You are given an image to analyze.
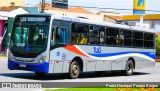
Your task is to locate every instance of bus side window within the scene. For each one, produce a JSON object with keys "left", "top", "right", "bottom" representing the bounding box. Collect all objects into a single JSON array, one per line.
[
  {"left": 133, "top": 31, "right": 143, "bottom": 47},
  {"left": 72, "top": 23, "right": 89, "bottom": 44},
  {"left": 144, "top": 33, "right": 154, "bottom": 48},
  {"left": 120, "top": 30, "right": 124, "bottom": 46},
  {"left": 106, "top": 28, "right": 119, "bottom": 46}
]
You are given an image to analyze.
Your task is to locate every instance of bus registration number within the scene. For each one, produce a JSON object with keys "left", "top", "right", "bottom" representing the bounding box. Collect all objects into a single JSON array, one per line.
[{"left": 19, "top": 64, "right": 26, "bottom": 68}]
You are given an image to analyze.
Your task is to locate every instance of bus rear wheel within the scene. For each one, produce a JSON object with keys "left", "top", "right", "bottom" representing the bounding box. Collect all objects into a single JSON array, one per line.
[
  {"left": 69, "top": 60, "right": 80, "bottom": 79},
  {"left": 122, "top": 60, "right": 134, "bottom": 76}
]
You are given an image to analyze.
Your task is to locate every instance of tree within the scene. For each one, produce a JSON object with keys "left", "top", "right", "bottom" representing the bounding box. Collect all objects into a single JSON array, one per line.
[{"left": 156, "top": 38, "right": 160, "bottom": 54}]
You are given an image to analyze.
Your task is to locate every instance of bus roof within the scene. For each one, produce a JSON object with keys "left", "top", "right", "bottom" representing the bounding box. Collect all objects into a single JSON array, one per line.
[
  {"left": 15, "top": 14, "right": 155, "bottom": 33},
  {"left": 16, "top": 13, "right": 52, "bottom": 17},
  {"left": 51, "top": 15, "right": 155, "bottom": 33}
]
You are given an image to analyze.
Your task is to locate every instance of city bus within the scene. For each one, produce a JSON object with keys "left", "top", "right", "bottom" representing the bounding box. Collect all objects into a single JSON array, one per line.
[{"left": 8, "top": 14, "right": 156, "bottom": 79}]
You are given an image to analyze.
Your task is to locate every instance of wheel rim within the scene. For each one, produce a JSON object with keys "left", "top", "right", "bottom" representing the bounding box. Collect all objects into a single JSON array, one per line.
[
  {"left": 72, "top": 63, "right": 79, "bottom": 76},
  {"left": 127, "top": 63, "right": 133, "bottom": 73}
]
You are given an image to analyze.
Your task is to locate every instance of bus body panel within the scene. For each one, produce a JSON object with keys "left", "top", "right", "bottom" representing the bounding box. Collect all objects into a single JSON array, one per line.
[{"left": 48, "top": 45, "right": 155, "bottom": 73}]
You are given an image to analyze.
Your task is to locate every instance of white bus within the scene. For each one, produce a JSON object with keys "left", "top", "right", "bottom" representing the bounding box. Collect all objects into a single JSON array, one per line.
[{"left": 8, "top": 14, "right": 156, "bottom": 79}]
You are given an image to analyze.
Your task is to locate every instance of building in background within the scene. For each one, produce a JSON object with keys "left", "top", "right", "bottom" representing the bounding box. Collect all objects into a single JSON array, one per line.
[
  {"left": 0, "top": 8, "right": 30, "bottom": 53},
  {"left": 35, "top": 4, "right": 102, "bottom": 21},
  {"left": 52, "top": 0, "right": 68, "bottom": 9},
  {"left": 35, "top": 4, "right": 123, "bottom": 23},
  {"left": 0, "top": 0, "right": 24, "bottom": 7},
  {"left": 97, "top": 11, "right": 123, "bottom": 24},
  {"left": 156, "top": 32, "right": 160, "bottom": 38},
  {"left": 123, "top": 14, "right": 160, "bottom": 30}
]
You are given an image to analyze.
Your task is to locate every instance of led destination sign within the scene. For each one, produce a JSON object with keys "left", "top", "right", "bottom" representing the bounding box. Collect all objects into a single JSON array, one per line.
[
  {"left": 15, "top": 16, "right": 50, "bottom": 23},
  {"left": 20, "top": 17, "right": 46, "bottom": 22}
]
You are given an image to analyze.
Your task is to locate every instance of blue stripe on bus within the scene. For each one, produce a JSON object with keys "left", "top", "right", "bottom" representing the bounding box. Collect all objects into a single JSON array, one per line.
[{"left": 88, "top": 52, "right": 156, "bottom": 59}]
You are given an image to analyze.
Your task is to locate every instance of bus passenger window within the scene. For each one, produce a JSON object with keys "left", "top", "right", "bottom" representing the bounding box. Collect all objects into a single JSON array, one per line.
[
  {"left": 106, "top": 28, "right": 119, "bottom": 46},
  {"left": 72, "top": 23, "right": 89, "bottom": 44},
  {"left": 123, "top": 30, "right": 132, "bottom": 47},
  {"left": 120, "top": 31, "right": 124, "bottom": 46},
  {"left": 144, "top": 33, "right": 154, "bottom": 48},
  {"left": 99, "top": 28, "right": 105, "bottom": 44},
  {"left": 133, "top": 31, "right": 143, "bottom": 47}
]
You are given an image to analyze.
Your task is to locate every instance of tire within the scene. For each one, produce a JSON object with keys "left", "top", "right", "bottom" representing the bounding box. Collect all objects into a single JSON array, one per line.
[
  {"left": 35, "top": 72, "right": 45, "bottom": 77},
  {"left": 69, "top": 60, "right": 80, "bottom": 79},
  {"left": 122, "top": 60, "right": 134, "bottom": 76}
]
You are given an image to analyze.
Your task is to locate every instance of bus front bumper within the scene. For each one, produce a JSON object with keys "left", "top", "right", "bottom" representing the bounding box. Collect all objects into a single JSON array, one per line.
[{"left": 8, "top": 60, "right": 49, "bottom": 73}]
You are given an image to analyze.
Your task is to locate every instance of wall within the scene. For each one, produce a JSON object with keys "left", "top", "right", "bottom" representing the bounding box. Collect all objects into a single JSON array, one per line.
[
  {"left": 98, "top": 12, "right": 122, "bottom": 23},
  {"left": 0, "top": 20, "right": 3, "bottom": 52},
  {"left": 46, "top": 10, "right": 103, "bottom": 22},
  {"left": 104, "top": 16, "right": 116, "bottom": 23},
  {"left": 0, "top": 0, "right": 24, "bottom": 7},
  {"left": 124, "top": 21, "right": 160, "bottom": 30}
]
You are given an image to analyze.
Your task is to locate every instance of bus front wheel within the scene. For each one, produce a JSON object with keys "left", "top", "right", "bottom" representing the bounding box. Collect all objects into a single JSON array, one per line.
[
  {"left": 69, "top": 60, "right": 80, "bottom": 79},
  {"left": 122, "top": 60, "right": 134, "bottom": 76}
]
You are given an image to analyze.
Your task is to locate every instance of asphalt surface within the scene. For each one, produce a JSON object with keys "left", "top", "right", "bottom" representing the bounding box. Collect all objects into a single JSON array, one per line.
[{"left": 0, "top": 59, "right": 160, "bottom": 91}]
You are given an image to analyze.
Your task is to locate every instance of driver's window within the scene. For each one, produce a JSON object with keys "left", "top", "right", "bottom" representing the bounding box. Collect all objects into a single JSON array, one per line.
[
  {"left": 51, "top": 26, "right": 67, "bottom": 46},
  {"left": 55, "top": 26, "right": 67, "bottom": 44},
  {"left": 51, "top": 27, "right": 55, "bottom": 46}
]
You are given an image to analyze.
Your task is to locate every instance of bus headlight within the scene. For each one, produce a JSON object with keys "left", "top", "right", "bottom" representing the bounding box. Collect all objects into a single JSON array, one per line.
[
  {"left": 39, "top": 56, "right": 46, "bottom": 63},
  {"left": 8, "top": 54, "right": 11, "bottom": 60},
  {"left": 8, "top": 52, "right": 15, "bottom": 61}
]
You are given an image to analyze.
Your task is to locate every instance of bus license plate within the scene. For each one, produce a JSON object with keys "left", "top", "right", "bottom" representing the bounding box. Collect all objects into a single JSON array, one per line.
[{"left": 19, "top": 64, "right": 26, "bottom": 68}]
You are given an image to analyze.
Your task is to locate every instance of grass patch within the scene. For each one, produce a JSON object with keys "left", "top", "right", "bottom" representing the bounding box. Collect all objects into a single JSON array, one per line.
[
  {"left": 45, "top": 88, "right": 114, "bottom": 91},
  {"left": 45, "top": 88, "right": 160, "bottom": 91},
  {"left": 0, "top": 53, "right": 7, "bottom": 57}
]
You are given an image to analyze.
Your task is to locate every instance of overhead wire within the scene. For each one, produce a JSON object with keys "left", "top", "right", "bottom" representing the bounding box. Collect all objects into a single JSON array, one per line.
[
  {"left": 68, "top": 5, "right": 160, "bottom": 13},
  {"left": 24, "top": 0, "right": 160, "bottom": 13}
]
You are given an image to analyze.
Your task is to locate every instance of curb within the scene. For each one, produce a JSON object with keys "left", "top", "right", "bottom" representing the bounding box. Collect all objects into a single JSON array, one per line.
[
  {"left": 156, "top": 59, "right": 160, "bottom": 62},
  {"left": 0, "top": 57, "right": 7, "bottom": 60}
]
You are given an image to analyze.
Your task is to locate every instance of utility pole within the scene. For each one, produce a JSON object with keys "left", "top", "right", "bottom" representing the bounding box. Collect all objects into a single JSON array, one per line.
[{"left": 41, "top": 0, "right": 45, "bottom": 13}]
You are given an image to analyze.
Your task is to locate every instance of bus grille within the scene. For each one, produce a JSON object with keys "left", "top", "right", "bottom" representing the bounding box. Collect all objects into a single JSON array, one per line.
[{"left": 13, "top": 64, "right": 34, "bottom": 71}]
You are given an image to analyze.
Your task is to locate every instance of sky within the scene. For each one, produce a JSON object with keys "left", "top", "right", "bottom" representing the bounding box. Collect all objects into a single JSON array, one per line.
[{"left": 24, "top": 0, "right": 160, "bottom": 14}]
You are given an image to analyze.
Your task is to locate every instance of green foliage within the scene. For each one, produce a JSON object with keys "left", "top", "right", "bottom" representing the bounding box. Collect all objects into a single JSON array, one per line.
[
  {"left": 0, "top": 53, "right": 7, "bottom": 57},
  {"left": 45, "top": 88, "right": 160, "bottom": 91},
  {"left": 156, "top": 38, "right": 160, "bottom": 54},
  {"left": 45, "top": 88, "right": 114, "bottom": 91}
]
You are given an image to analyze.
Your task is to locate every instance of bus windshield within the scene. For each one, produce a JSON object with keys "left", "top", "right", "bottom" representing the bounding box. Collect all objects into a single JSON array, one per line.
[{"left": 10, "top": 24, "right": 49, "bottom": 53}]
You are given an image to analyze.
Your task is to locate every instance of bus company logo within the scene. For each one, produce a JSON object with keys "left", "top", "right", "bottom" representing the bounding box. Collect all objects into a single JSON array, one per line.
[
  {"left": 93, "top": 47, "right": 102, "bottom": 53},
  {"left": 56, "top": 52, "right": 60, "bottom": 56},
  {"left": 2, "top": 83, "right": 11, "bottom": 88}
]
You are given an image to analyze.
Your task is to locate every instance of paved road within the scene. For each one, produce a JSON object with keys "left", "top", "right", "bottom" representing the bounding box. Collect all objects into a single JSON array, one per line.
[
  {"left": 0, "top": 59, "right": 160, "bottom": 91},
  {"left": 0, "top": 59, "right": 160, "bottom": 82}
]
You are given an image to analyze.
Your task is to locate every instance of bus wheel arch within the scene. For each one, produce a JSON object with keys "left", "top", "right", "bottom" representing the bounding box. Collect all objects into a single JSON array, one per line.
[
  {"left": 69, "top": 57, "right": 83, "bottom": 79},
  {"left": 128, "top": 57, "right": 135, "bottom": 69}
]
